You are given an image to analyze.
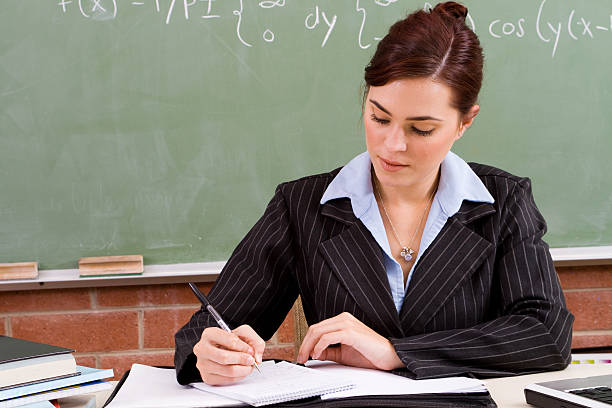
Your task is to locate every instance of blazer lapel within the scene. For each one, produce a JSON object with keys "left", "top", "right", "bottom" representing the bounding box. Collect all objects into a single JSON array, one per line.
[
  {"left": 399, "top": 201, "right": 496, "bottom": 334},
  {"left": 319, "top": 200, "right": 403, "bottom": 337},
  {"left": 320, "top": 198, "right": 356, "bottom": 224}
]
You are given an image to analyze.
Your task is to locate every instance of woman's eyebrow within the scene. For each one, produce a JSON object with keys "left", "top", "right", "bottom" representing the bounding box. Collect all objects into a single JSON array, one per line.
[
  {"left": 407, "top": 115, "right": 442, "bottom": 121},
  {"left": 369, "top": 99, "right": 391, "bottom": 115},
  {"left": 369, "top": 99, "right": 442, "bottom": 121}
]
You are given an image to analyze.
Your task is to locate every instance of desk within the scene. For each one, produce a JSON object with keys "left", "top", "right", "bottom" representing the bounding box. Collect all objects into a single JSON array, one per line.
[
  {"left": 59, "top": 365, "right": 612, "bottom": 408},
  {"left": 487, "top": 364, "right": 612, "bottom": 407}
]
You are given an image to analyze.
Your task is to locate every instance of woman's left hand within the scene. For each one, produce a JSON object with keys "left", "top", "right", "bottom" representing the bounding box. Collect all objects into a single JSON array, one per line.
[{"left": 296, "top": 312, "right": 404, "bottom": 370}]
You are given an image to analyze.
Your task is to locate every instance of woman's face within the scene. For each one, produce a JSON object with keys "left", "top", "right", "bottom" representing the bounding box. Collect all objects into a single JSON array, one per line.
[{"left": 365, "top": 77, "right": 477, "bottom": 190}]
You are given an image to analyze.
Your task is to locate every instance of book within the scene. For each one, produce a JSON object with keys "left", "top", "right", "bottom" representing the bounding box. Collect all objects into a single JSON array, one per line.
[
  {"left": 0, "top": 366, "right": 113, "bottom": 401},
  {"left": 0, "top": 380, "right": 111, "bottom": 408},
  {"left": 0, "top": 337, "right": 76, "bottom": 389},
  {"left": 190, "top": 361, "right": 356, "bottom": 406}
]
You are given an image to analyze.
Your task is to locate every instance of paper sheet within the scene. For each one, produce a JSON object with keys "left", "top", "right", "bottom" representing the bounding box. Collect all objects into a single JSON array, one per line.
[
  {"left": 104, "top": 364, "right": 243, "bottom": 408},
  {"left": 305, "top": 361, "right": 487, "bottom": 400}
]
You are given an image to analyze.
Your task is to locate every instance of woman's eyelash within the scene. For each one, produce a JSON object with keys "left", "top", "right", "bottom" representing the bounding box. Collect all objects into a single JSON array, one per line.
[
  {"left": 370, "top": 114, "right": 434, "bottom": 136},
  {"left": 412, "top": 126, "right": 433, "bottom": 136},
  {"left": 370, "top": 113, "right": 388, "bottom": 124}
]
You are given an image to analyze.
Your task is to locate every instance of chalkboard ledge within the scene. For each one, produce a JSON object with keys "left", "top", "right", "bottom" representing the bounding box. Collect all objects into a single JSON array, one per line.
[
  {"left": 0, "top": 261, "right": 225, "bottom": 292},
  {"left": 1, "top": 246, "right": 611, "bottom": 291},
  {"left": 550, "top": 246, "right": 612, "bottom": 267}
]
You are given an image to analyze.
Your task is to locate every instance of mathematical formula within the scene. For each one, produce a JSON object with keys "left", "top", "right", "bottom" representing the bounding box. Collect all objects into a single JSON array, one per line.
[{"left": 57, "top": 0, "right": 612, "bottom": 58}]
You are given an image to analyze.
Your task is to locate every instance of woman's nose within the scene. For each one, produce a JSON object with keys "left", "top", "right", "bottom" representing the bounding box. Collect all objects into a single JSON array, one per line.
[{"left": 384, "top": 126, "right": 407, "bottom": 152}]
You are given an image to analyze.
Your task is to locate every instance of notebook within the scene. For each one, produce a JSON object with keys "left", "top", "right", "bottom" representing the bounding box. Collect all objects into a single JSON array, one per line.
[
  {"left": 0, "top": 336, "right": 76, "bottom": 389},
  {"left": 0, "top": 366, "right": 113, "bottom": 402},
  {"left": 190, "top": 361, "right": 355, "bottom": 406},
  {"left": 524, "top": 374, "right": 612, "bottom": 408},
  {"left": 0, "top": 380, "right": 111, "bottom": 408}
]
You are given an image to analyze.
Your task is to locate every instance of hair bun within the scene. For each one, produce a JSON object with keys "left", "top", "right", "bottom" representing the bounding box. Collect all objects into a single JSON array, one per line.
[{"left": 433, "top": 1, "right": 468, "bottom": 23}]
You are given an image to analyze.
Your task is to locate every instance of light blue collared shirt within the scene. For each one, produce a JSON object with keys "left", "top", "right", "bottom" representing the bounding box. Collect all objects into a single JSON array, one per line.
[{"left": 320, "top": 151, "right": 495, "bottom": 313}]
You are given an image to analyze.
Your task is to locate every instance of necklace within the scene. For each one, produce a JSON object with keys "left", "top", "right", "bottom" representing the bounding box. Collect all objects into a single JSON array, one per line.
[{"left": 373, "top": 178, "right": 436, "bottom": 263}]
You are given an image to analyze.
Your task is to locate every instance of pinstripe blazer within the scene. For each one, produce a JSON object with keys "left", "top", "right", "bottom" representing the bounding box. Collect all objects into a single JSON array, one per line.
[{"left": 174, "top": 162, "right": 573, "bottom": 385}]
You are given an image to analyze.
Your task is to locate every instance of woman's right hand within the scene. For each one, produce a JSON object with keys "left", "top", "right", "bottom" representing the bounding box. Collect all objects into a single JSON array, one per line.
[{"left": 193, "top": 324, "right": 265, "bottom": 385}]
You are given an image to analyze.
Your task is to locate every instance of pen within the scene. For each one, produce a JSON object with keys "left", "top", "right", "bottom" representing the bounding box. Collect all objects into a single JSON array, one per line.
[{"left": 188, "top": 282, "right": 262, "bottom": 374}]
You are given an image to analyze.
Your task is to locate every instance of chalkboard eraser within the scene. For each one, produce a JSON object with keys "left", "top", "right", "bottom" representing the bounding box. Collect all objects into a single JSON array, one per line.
[
  {"left": 79, "top": 255, "right": 144, "bottom": 277},
  {"left": 0, "top": 262, "right": 39, "bottom": 280}
]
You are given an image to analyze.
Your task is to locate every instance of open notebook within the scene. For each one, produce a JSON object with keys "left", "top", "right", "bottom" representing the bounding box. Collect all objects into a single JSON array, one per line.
[{"left": 191, "top": 361, "right": 354, "bottom": 406}]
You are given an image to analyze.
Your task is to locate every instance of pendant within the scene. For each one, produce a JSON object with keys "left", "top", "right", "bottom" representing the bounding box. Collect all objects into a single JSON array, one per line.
[{"left": 400, "top": 247, "right": 414, "bottom": 262}]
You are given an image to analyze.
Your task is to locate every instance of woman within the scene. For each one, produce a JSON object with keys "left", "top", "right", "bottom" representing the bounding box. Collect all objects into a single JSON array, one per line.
[{"left": 175, "top": 2, "right": 573, "bottom": 386}]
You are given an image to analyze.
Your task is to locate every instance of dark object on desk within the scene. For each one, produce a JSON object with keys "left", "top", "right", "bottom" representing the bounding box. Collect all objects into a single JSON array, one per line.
[
  {"left": 0, "top": 336, "right": 77, "bottom": 389},
  {"left": 573, "top": 346, "right": 612, "bottom": 354},
  {"left": 525, "top": 374, "right": 612, "bottom": 407},
  {"left": 104, "top": 364, "right": 497, "bottom": 408}
]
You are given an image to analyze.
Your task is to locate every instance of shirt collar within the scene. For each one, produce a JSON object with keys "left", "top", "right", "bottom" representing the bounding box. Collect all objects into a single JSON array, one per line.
[
  {"left": 320, "top": 151, "right": 374, "bottom": 218},
  {"left": 436, "top": 151, "right": 495, "bottom": 216},
  {"left": 320, "top": 151, "right": 494, "bottom": 218}
]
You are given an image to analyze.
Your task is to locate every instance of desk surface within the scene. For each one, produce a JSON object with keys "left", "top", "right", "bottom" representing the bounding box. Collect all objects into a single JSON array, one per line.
[
  {"left": 61, "top": 364, "right": 612, "bottom": 408},
  {"left": 487, "top": 364, "right": 612, "bottom": 407}
]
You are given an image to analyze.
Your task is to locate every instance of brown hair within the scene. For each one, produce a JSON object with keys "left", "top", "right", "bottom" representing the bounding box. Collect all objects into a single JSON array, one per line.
[{"left": 363, "top": 2, "right": 483, "bottom": 117}]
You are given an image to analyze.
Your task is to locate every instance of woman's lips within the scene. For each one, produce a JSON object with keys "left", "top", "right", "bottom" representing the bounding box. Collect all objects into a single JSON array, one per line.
[{"left": 379, "top": 157, "right": 408, "bottom": 172}]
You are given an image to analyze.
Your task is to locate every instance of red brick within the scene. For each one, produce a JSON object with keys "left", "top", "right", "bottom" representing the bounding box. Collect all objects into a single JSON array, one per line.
[
  {"left": 96, "top": 284, "right": 210, "bottom": 307},
  {"left": 1, "top": 318, "right": 6, "bottom": 335},
  {"left": 558, "top": 265, "right": 612, "bottom": 290},
  {"left": 0, "top": 288, "right": 91, "bottom": 313},
  {"left": 565, "top": 290, "right": 612, "bottom": 330},
  {"left": 143, "top": 307, "right": 199, "bottom": 349},
  {"left": 11, "top": 311, "right": 139, "bottom": 352},
  {"left": 276, "top": 308, "right": 295, "bottom": 344},
  {"left": 100, "top": 351, "right": 174, "bottom": 381},
  {"left": 74, "top": 355, "right": 98, "bottom": 368},
  {"left": 572, "top": 333, "right": 612, "bottom": 349},
  {"left": 263, "top": 345, "right": 296, "bottom": 361}
]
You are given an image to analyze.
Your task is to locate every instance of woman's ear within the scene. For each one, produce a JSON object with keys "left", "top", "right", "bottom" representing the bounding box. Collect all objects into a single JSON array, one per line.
[{"left": 458, "top": 104, "right": 480, "bottom": 138}]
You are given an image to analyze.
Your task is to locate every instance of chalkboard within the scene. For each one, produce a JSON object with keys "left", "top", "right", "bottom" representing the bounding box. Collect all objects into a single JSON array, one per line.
[{"left": 1, "top": 0, "right": 611, "bottom": 269}]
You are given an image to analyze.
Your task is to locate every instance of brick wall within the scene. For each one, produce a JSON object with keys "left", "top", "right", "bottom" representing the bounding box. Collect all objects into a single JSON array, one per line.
[
  {"left": 0, "top": 283, "right": 295, "bottom": 380},
  {"left": 558, "top": 264, "right": 612, "bottom": 349},
  {"left": 0, "top": 264, "right": 609, "bottom": 380}
]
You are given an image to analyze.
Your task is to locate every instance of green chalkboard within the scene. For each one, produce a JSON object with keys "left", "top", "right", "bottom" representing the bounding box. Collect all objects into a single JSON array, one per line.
[{"left": 1, "top": 0, "right": 611, "bottom": 269}]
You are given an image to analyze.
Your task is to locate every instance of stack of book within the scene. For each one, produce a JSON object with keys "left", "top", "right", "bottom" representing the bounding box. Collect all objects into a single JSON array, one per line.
[{"left": 0, "top": 336, "right": 113, "bottom": 408}]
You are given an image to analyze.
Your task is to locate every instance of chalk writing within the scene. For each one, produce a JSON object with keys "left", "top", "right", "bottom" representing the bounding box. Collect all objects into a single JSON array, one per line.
[
  {"left": 263, "top": 28, "right": 275, "bottom": 42},
  {"left": 58, "top": 0, "right": 72, "bottom": 13},
  {"left": 201, "top": 0, "right": 219, "bottom": 19},
  {"left": 259, "top": 0, "right": 285, "bottom": 9},
  {"left": 58, "top": 0, "right": 611, "bottom": 57},
  {"left": 489, "top": 18, "right": 526, "bottom": 39},
  {"left": 233, "top": 0, "right": 252, "bottom": 47},
  {"left": 305, "top": 5, "right": 337, "bottom": 48},
  {"left": 356, "top": 0, "right": 370, "bottom": 49}
]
